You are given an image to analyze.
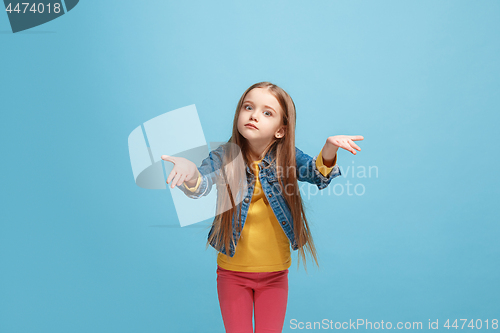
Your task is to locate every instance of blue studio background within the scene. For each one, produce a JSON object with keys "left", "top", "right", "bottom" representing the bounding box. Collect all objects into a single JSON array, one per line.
[{"left": 1, "top": 1, "right": 499, "bottom": 332}]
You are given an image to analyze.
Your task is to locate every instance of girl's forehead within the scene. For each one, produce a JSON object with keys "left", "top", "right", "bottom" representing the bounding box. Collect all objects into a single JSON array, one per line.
[{"left": 245, "top": 87, "right": 275, "bottom": 100}]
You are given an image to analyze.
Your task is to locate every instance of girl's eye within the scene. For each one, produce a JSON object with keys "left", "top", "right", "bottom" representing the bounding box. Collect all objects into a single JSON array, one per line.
[{"left": 243, "top": 105, "right": 272, "bottom": 116}]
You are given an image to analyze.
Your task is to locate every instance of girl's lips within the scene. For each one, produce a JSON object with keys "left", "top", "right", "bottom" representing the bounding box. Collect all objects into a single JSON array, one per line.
[{"left": 245, "top": 124, "right": 258, "bottom": 130}]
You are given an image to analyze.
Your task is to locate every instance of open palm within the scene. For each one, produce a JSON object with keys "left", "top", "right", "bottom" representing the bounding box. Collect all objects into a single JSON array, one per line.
[
  {"left": 160, "top": 155, "right": 199, "bottom": 189},
  {"left": 327, "top": 135, "right": 364, "bottom": 155}
]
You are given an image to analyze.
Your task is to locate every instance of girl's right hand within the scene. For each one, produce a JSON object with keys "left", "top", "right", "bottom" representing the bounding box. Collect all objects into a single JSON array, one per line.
[{"left": 160, "top": 155, "right": 199, "bottom": 189}]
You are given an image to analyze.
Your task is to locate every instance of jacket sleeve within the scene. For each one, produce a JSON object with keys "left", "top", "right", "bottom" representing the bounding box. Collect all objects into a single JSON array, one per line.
[
  {"left": 295, "top": 146, "right": 341, "bottom": 190},
  {"left": 177, "top": 144, "right": 226, "bottom": 199}
]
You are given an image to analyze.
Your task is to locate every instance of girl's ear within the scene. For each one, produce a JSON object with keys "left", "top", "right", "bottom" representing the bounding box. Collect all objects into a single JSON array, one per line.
[{"left": 275, "top": 126, "right": 286, "bottom": 138}]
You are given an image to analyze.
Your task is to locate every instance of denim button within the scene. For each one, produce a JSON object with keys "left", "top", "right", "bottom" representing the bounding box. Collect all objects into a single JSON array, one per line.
[
  {"left": 281, "top": 221, "right": 286, "bottom": 225},
  {"left": 244, "top": 198, "right": 249, "bottom": 203},
  {"left": 268, "top": 193, "right": 272, "bottom": 198}
]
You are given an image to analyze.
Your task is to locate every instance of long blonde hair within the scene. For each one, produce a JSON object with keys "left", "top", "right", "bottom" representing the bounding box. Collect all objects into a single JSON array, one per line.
[{"left": 206, "top": 81, "right": 319, "bottom": 272}]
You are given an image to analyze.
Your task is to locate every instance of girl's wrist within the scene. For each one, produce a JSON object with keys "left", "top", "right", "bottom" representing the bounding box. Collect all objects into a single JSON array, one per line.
[{"left": 322, "top": 140, "right": 339, "bottom": 166}]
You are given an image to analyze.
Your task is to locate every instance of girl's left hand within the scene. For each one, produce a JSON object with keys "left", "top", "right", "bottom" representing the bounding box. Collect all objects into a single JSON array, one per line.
[{"left": 327, "top": 135, "right": 364, "bottom": 155}]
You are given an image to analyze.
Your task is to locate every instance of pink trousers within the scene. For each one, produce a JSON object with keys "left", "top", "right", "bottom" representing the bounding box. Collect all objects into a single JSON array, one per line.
[{"left": 216, "top": 265, "right": 289, "bottom": 333}]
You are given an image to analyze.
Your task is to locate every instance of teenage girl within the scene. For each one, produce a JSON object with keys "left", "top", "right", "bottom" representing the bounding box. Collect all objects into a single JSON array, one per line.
[{"left": 161, "top": 82, "right": 363, "bottom": 333}]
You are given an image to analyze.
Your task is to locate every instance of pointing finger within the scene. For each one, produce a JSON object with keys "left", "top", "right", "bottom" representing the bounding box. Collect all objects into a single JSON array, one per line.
[
  {"left": 161, "top": 155, "right": 174, "bottom": 163},
  {"left": 349, "top": 135, "right": 364, "bottom": 141}
]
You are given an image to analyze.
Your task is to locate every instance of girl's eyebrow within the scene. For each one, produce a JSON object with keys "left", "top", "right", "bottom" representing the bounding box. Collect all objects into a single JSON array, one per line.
[{"left": 243, "top": 101, "right": 277, "bottom": 113}]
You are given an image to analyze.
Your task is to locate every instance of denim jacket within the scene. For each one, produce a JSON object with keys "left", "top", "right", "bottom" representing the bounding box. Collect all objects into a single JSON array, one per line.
[{"left": 178, "top": 143, "right": 342, "bottom": 257}]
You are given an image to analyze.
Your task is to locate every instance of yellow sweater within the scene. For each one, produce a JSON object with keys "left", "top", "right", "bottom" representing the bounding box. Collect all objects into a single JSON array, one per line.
[{"left": 183, "top": 148, "right": 337, "bottom": 272}]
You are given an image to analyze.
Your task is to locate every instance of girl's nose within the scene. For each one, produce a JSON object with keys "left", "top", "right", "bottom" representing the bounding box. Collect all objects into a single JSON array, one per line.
[{"left": 250, "top": 110, "right": 259, "bottom": 122}]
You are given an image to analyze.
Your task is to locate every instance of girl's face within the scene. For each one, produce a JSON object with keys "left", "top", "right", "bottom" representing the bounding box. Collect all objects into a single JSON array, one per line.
[{"left": 237, "top": 88, "right": 285, "bottom": 151}]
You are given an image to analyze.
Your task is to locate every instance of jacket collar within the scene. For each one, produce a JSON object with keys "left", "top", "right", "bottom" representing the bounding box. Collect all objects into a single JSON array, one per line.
[{"left": 245, "top": 145, "right": 276, "bottom": 175}]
